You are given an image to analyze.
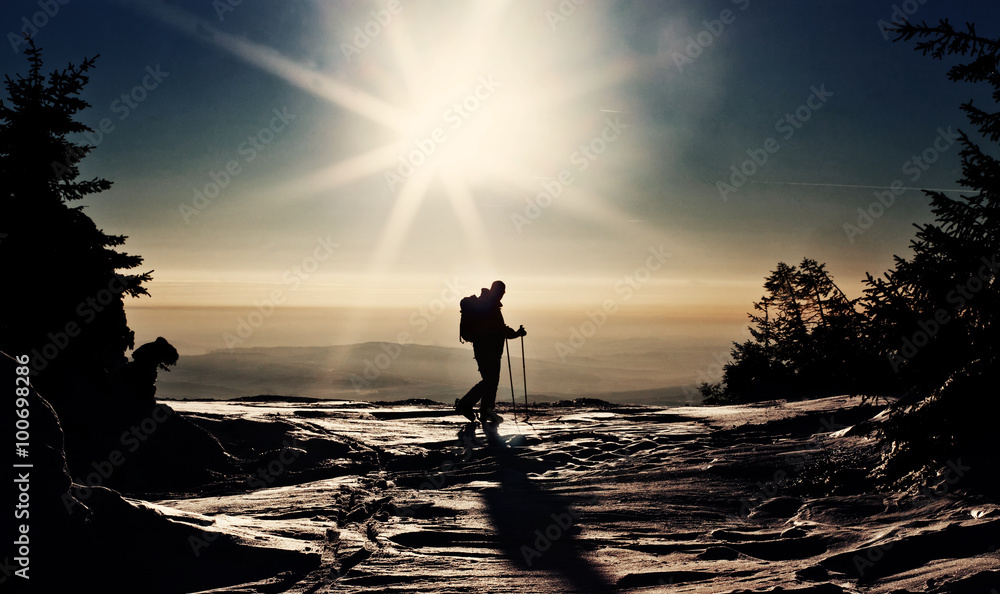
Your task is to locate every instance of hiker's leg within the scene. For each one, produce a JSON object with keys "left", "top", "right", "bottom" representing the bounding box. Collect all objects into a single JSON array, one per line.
[
  {"left": 458, "top": 348, "right": 490, "bottom": 410},
  {"left": 457, "top": 381, "right": 483, "bottom": 409},
  {"left": 478, "top": 353, "right": 502, "bottom": 411}
]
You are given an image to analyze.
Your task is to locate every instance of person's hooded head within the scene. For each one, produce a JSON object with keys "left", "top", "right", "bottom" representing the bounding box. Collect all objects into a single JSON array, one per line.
[{"left": 489, "top": 280, "right": 506, "bottom": 304}]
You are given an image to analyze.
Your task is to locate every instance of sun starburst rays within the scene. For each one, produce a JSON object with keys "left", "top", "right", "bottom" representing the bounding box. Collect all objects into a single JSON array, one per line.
[
  {"left": 125, "top": 0, "right": 638, "bottom": 278},
  {"left": 369, "top": 166, "right": 436, "bottom": 273}
]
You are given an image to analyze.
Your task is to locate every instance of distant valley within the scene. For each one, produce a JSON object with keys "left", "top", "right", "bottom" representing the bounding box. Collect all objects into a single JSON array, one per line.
[{"left": 157, "top": 340, "right": 730, "bottom": 405}]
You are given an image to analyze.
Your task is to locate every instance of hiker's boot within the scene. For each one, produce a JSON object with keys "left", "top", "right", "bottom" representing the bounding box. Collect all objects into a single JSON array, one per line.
[{"left": 454, "top": 399, "right": 476, "bottom": 422}]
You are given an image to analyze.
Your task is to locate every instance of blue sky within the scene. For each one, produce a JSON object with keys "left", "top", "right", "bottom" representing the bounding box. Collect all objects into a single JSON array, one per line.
[{"left": 2, "top": 0, "right": 998, "bottom": 348}]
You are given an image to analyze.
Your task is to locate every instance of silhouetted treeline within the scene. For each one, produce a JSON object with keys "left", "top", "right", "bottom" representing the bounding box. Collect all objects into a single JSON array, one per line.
[
  {"left": 870, "top": 20, "right": 999, "bottom": 485},
  {"left": 703, "top": 20, "right": 999, "bottom": 487},
  {"left": 0, "top": 38, "right": 151, "bottom": 384},
  {"left": 699, "top": 259, "right": 888, "bottom": 404}
]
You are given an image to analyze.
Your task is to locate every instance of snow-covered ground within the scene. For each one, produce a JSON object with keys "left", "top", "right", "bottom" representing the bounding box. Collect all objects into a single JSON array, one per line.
[{"left": 145, "top": 396, "right": 1000, "bottom": 593}]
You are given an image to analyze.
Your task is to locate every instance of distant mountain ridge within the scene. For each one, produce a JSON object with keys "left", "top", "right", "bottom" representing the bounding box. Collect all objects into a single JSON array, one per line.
[{"left": 157, "top": 341, "right": 710, "bottom": 406}]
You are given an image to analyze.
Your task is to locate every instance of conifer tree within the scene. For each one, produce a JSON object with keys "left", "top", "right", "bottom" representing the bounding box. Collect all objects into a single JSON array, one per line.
[
  {"left": 864, "top": 20, "right": 999, "bottom": 485},
  {"left": 865, "top": 21, "right": 999, "bottom": 393},
  {"left": 0, "top": 37, "right": 151, "bottom": 383},
  {"left": 704, "top": 258, "right": 871, "bottom": 403}
]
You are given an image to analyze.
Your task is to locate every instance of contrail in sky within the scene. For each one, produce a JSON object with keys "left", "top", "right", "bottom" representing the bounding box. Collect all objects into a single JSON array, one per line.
[{"left": 751, "top": 181, "right": 976, "bottom": 193}]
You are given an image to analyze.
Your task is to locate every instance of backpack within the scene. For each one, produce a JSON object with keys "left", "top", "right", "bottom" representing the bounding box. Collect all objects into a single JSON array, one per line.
[{"left": 459, "top": 293, "right": 491, "bottom": 343}]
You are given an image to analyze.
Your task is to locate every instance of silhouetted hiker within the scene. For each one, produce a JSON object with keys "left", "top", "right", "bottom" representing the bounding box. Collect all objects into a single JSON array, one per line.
[{"left": 455, "top": 280, "right": 526, "bottom": 424}]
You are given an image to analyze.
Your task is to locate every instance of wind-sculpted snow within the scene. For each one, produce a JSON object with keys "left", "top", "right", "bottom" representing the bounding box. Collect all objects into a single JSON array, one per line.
[{"left": 150, "top": 396, "right": 1000, "bottom": 593}]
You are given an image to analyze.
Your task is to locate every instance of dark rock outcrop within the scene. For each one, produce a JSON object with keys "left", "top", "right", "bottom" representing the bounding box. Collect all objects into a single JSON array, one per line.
[{"left": 2, "top": 352, "right": 320, "bottom": 592}]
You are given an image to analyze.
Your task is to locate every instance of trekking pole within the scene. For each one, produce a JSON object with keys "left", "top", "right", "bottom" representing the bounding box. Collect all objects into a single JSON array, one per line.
[
  {"left": 505, "top": 339, "right": 520, "bottom": 431},
  {"left": 505, "top": 339, "right": 516, "bottom": 416},
  {"left": 520, "top": 334, "right": 529, "bottom": 421},
  {"left": 517, "top": 334, "right": 539, "bottom": 438}
]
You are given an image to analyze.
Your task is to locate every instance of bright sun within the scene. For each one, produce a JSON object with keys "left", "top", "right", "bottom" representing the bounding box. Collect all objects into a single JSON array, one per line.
[{"left": 129, "top": 0, "right": 636, "bottom": 274}]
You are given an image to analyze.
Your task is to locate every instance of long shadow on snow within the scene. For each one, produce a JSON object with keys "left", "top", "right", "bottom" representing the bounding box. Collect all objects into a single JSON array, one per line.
[{"left": 481, "top": 446, "right": 617, "bottom": 592}]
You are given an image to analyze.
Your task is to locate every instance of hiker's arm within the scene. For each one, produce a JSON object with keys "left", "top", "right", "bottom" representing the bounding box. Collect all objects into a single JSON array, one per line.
[{"left": 505, "top": 325, "right": 526, "bottom": 339}]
